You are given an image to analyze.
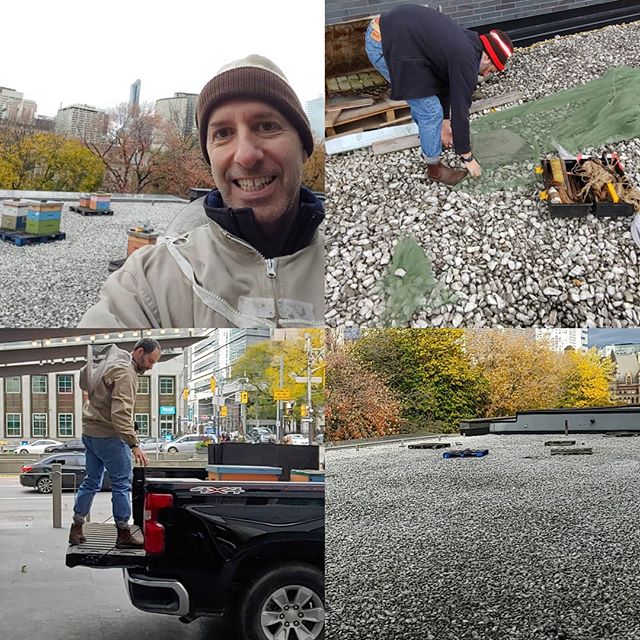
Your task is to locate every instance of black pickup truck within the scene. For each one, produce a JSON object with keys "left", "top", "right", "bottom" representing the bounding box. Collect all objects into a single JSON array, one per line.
[{"left": 66, "top": 466, "right": 325, "bottom": 640}]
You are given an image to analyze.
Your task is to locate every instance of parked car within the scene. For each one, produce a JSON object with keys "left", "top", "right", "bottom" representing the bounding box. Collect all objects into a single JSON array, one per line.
[
  {"left": 249, "top": 427, "right": 277, "bottom": 444},
  {"left": 15, "top": 439, "right": 63, "bottom": 454},
  {"left": 20, "top": 452, "right": 110, "bottom": 494},
  {"left": 138, "top": 437, "right": 164, "bottom": 452},
  {"left": 158, "top": 434, "right": 216, "bottom": 453},
  {"left": 44, "top": 438, "right": 85, "bottom": 453},
  {"left": 288, "top": 433, "right": 309, "bottom": 446}
]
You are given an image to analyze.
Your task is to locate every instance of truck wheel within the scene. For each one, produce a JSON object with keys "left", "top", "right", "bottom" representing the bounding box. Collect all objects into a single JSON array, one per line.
[
  {"left": 36, "top": 476, "right": 53, "bottom": 493},
  {"left": 238, "top": 562, "right": 324, "bottom": 640}
]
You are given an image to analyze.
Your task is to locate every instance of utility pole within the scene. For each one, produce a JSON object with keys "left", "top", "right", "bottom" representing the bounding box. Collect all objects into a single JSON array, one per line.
[
  {"left": 276, "top": 354, "right": 284, "bottom": 441},
  {"left": 305, "top": 334, "right": 314, "bottom": 445}
]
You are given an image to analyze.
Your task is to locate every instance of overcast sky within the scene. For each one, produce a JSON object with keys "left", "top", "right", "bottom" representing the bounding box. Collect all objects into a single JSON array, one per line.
[{"left": 4, "top": 0, "right": 324, "bottom": 118}]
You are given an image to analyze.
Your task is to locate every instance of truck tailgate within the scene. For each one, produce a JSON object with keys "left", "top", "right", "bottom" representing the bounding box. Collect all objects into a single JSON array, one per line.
[{"left": 66, "top": 523, "right": 146, "bottom": 568}]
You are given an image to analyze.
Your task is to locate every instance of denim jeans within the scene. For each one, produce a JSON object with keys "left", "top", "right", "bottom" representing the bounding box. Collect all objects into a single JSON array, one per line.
[
  {"left": 365, "top": 23, "right": 443, "bottom": 163},
  {"left": 73, "top": 435, "right": 133, "bottom": 529}
]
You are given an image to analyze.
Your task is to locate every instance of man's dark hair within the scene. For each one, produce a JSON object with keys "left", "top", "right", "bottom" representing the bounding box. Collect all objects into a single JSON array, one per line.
[{"left": 133, "top": 338, "right": 162, "bottom": 354}]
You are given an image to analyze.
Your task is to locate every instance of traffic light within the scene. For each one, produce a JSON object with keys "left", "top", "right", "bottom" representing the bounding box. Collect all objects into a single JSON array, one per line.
[
  {"left": 300, "top": 404, "right": 308, "bottom": 417},
  {"left": 240, "top": 391, "right": 248, "bottom": 404},
  {"left": 220, "top": 406, "right": 228, "bottom": 417},
  {"left": 284, "top": 402, "right": 293, "bottom": 416},
  {"left": 182, "top": 388, "right": 189, "bottom": 400},
  {"left": 210, "top": 377, "right": 217, "bottom": 394}
]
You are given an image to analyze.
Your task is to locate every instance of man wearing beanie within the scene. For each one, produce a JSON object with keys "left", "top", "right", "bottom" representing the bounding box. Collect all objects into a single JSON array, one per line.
[
  {"left": 79, "top": 54, "right": 323, "bottom": 328},
  {"left": 365, "top": 4, "right": 513, "bottom": 186}
]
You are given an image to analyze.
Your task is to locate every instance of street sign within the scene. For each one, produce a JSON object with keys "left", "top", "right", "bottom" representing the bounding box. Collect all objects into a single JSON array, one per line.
[
  {"left": 240, "top": 391, "right": 249, "bottom": 404},
  {"left": 220, "top": 406, "right": 228, "bottom": 417},
  {"left": 273, "top": 389, "right": 292, "bottom": 401},
  {"left": 159, "top": 406, "right": 176, "bottom": 415},
  {"left": 291, "top": 376, "right": 323, "bottom": 384}
]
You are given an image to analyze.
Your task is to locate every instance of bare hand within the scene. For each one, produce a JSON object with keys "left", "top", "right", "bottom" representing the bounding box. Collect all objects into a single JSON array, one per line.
[
  {"left": 132, "top": 446, "right": 149, "bottom": 467},
  {"left": 465, "top": 159, "right": 483, "bottom": 178},
  {"left": 441, "top": 119, "right": 453, "bottom": 148}
]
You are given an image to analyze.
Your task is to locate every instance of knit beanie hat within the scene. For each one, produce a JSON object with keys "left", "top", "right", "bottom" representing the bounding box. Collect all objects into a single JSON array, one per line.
[
  {"left": 479, "top": 30, "right": 514, "bottom": 72},
  {"left": 196, "top": 54, "right": 314, "bottom": 165}
]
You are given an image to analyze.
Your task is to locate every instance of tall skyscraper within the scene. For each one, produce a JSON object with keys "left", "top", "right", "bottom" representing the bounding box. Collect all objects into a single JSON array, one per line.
[{"left": 129, "top": 79, "right": 141, "bottom": 110}]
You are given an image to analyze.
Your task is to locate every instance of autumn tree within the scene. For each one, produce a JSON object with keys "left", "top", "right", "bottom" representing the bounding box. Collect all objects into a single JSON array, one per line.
[
  {"left": 352, "top": 329, "right": 488, "bottom": 433},
  {"left": 230, "top": 329, "right": 325, "bottom": 422},
  {"left": 466, "top": 330, "right": 570, "bottom": 417},
  {"left": 302, "top": 141, "right": 325, "bottom": 193},
  {"left": 559, "top": 348, "right": 615, "bottom": 408},
  {"left": 83, "top": 102, "right": 166, "bottom": 193},
  {"left": 0, "top": 126, "right": 103, "bottom": 191},
  {"left": 325, "top": 340, "right": 401, "bottom": 441}
]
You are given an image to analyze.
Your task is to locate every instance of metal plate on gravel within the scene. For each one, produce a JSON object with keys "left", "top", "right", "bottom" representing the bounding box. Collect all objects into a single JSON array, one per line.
[
  {"left": 408, "top": 443, "right": 451, "bottom": 450},
  {"left": 550, "top": 447, "right": 593, "bottom": 456}
]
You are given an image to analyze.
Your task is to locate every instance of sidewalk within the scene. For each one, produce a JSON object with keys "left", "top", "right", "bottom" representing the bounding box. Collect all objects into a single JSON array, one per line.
[{"left": 0, "top": 479, "right": 230, "bottom": 639}]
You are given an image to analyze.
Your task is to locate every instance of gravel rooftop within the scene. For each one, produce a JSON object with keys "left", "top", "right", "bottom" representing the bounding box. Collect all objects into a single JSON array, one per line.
[
  {"left": 1, "top": 201, "right": 187, "bottom": 327},
  {"left": 325, "top": 21, "right": 640, "bottom": 328},
  {"left": 326, "top": 434, "right": 640, "bottom": 640}
]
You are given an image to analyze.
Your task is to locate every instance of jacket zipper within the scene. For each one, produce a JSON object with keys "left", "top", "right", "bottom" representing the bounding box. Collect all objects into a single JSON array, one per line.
[{"left": 225, "top": 234, "right": 277, "bottom": 279}]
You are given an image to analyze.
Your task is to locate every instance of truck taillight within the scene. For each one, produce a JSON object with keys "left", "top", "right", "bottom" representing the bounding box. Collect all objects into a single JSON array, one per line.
[
  {"left": 143, "top": 493, "right": 173, "bottom": 554},
  {"left": 21, "top": 465, "right": 32, "bottom": 473}
]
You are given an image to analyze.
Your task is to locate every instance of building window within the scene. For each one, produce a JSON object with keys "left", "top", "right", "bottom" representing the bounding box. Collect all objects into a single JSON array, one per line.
[
  {"left": 6, "top": 413, "right": 21, "bottom": 437},
  {"left": 159, "top": 377, "right": 175, "bottom": 395},
  {"left": 31, "top": 375, "right": 47, "bottom": 394},
  {"left": 135, "top": 413, "right": 150, "bottom": 436},
  {"left": 5, "top": 377, "right": 21, "bottom": 394},
  {"left": 137, "top": 377, "right": 149, "bottom": 394},
  {"left": 57, "top": 375, "right": 73, "bottom": 394},
  {"left": 32, "top": 413, "right": 48, "bottom": 437},
  {"left": 159, "top": 415, "right": 175, "bottom": 437},
  {"left": 58, "top": 414, "right": 73, "bottom": 437}
]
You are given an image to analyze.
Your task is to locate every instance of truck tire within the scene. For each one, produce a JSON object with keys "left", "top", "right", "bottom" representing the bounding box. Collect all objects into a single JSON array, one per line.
[{"left": 237, "top": 562, "right": 324, "bottom": 640}]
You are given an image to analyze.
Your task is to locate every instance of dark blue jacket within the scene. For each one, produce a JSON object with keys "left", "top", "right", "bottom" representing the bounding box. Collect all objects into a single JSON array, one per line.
[{"left": 380, "top": 4, "right": 482, "bottom": 154}]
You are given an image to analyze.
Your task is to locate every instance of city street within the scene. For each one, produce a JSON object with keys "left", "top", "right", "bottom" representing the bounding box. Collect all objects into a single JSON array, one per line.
[{"left": 0, "top": 476, "right": 234, "bottom": 639}]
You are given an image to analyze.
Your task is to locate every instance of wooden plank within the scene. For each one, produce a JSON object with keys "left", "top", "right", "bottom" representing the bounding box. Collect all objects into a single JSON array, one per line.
[
  {"left": 334, "top": 97, "right": 408, "bottom": 126},
  {"left": 326, "top": 122, "right": 418, "bottom": 155},
  {"left": 325, "top": 109, "right": 341, "bottom": 128},
  {"left": 326, "top": 96, "right": 374, "bottom": 112},
  {"left": 470, "top": 91, "right": 523, "bottom": 112}
]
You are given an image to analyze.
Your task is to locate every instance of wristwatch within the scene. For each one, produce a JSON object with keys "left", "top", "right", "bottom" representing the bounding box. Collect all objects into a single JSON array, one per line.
[
  {"left": 130, "top": 442, "right": 139, "bottom": 449},
  {"left": 460, "top": 154, "right": 474, "bottom": 163}
]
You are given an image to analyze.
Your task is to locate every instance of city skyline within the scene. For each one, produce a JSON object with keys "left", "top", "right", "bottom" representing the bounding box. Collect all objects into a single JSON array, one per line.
[{"left": 5, "top": 0, "right": 323, "bottom": 118}]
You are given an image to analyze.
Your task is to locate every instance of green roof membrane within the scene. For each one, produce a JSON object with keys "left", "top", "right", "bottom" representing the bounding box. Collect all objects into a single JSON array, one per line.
[{"left": 468, "top": 66, "right": 640, "bottom": 190}]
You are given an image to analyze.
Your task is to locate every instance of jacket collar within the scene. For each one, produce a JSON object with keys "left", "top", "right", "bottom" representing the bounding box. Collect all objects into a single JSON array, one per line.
[{"left": 202, "top": 187, "right": 324, "bottom": 259}]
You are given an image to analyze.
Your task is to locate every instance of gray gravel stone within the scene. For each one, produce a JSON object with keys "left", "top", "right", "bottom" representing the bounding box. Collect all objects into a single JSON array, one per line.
[
  {"left": 325, "top": 21, "right": 640, "bottom": 327},
  {"left": 0, "top": 201, "right": 187, "bottom": 327},
  {"left": 326, "top": 434, "right": 640, "bottom": 639}
]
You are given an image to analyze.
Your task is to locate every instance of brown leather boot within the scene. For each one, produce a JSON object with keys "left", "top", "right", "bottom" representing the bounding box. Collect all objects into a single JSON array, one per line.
[
  {"left": 116, "top": 526, "right": 144, "bottom": 549},
  {"left": 426, "top": 162, "right": 468, "bottom": 186},
  {"left": 69, "top": 522, "right": 86, "bottom": 545}
]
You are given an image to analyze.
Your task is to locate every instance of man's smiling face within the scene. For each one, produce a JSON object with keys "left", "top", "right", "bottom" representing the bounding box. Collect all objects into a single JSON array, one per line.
[{"left": 206, "top": 99, "right": 307, "bottom": 227}]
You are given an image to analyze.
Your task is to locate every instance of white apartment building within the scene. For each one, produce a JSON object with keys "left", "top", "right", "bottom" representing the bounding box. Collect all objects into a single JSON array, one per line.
[
  {"left": 55, "top": 103, "right": 108, "bottom": 143},
  {"left": 154, "top": 92, "right": 198, "bottom": 138},
  {"left": 535, "top": 329, "right": 587, "bottom": 353},
  {"left": 0, "top": 86, "right": 36, "bottom": 125},
  {"left": 304, "top": 95, "right": 324, "bottom": 141}
]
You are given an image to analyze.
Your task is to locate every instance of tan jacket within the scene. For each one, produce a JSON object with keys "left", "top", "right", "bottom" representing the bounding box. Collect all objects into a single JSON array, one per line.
[
  {"left": 79, "top": 357, "right": 139, "bottom": 447},
  {"left": 78, "top": 198, "right": 324, "bottom": 328}
]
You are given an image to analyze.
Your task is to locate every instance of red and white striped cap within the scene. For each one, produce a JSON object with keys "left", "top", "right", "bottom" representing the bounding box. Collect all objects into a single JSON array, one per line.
[{"left": 479, "top": 29, "right": 514, "bottom": 72}]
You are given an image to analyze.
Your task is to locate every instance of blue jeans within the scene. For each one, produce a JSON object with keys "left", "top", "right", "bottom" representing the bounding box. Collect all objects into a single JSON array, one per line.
[
  {"left": 73, "top": 435, "right": 133, "bottom": 529},
  {"left": 365, "top": 23, "right": 443, "bottom": 163}
]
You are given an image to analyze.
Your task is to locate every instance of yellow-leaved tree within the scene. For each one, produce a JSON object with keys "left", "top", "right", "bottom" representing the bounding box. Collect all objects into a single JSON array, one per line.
[
  {"left": 466, "top": 330, "right": 570, "bottom": 417},
  {"left": 0, "top": 128, "right": 103, "bottom": 190},
  {"left": 560, "top": 348, "right": 615, "bottom": 408}
]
